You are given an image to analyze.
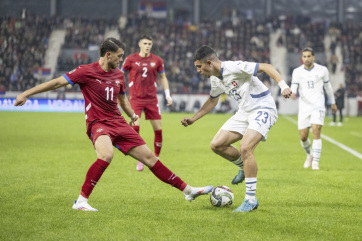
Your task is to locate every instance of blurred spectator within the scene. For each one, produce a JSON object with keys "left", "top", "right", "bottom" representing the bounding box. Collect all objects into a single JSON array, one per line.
[{"left": 331, "top": 83, "right": 345, "bottom": 126}]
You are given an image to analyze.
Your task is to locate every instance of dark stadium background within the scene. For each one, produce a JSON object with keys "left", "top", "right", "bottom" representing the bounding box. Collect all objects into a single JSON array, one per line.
[{"left": 0, "top": 0, "right": 361, "bottom": 115}]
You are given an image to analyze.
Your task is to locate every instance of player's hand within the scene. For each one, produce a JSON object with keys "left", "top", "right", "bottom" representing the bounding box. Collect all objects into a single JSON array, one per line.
[
  {"left": 291, "top": 93, "right": 297, "bottom": 99},
  {"left": 14, "top": 93, "right": 28, "bottom": 106},
  {"left": 331, "top": 103, "right": 338, "bottom": 114},
  {"left": 181, "top": 117, "right": 194, "bottom": 127},
  {"left": 129, "top": 114, "right": 139, "bottom": 126},
  {"left": 166, "top": 96, "right": 173, "bottom": 106},
  {"left": 281, "top": 88, "right": 292, "bottom": 99}
]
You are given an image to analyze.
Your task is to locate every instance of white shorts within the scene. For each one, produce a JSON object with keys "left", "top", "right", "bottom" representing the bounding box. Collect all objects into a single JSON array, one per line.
[
  {"left": 220, "top": 108, "right": 278, "bottom": 142},
  {"left": 298, "top": 108, "right": 325, "bottom": 130}
]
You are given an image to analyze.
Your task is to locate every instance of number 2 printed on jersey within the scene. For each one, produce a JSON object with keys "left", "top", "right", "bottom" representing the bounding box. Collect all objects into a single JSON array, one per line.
[{"left": 142, "top": 67, "right": 148, "bottom": 77}]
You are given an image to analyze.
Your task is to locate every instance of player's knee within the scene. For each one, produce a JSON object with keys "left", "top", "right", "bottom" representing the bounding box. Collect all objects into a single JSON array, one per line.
[
  {"left": 97, "top": 151, "right": 114, "bottom": 163},
  {"left": 240, "top": 146, "right": 252, "bottom": 159},
  {"left": 210, "top": 141, "right": 222, "bottom": 153},
  {"left": 143, "top": 151, "right": 158, "bottom": 167}
]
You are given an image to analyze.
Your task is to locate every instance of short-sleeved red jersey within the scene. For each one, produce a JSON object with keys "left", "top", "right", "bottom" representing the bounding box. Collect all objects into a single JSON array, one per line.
[
  {"left": 63, "top": 62, "right": 126, "bottom": 128},
  {"left": 121, "top": 53, "right": 164, "bottom": 100}
]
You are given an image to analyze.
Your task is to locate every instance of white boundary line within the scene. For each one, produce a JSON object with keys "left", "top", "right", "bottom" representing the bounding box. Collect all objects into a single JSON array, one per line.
[{"left": 283, "top": 115, "right": 362, "bottom": 160}]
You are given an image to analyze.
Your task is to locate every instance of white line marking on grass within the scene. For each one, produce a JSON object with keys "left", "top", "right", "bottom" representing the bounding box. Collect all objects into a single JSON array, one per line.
[{"left": 283, "top": 115, "right": 362, "bottom": 160}]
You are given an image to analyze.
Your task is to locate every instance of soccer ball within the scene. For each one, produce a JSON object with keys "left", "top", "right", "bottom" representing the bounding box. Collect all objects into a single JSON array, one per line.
[{"left": 210, "top": 186, "right": 234, "bottom": 207}]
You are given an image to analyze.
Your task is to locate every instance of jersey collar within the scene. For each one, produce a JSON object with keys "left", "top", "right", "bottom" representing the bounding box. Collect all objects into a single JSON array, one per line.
[
  {"left": 304, "top": 64, "right": 315, "bottom": 71},
  {"left": 219, "top": 62, "right": 224, "bottom": 80}
]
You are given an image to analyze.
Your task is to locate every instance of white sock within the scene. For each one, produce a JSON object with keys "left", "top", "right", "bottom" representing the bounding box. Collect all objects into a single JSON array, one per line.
[
  {"left": 231, "top": 156, "right": 244, "bottom": 170},
  {"left": 77, "top": 195, "right": 88, "bottom": 203},
  {"left": 183, "top": 185, "right": 192, "bottom": 195},
  {"left": 312, "top": 139, "right": 322, "bottom": 162},
  {"left": 300, "top": 139, "right": 311, "bottom": 156},
  {"left": 245, "top": 178, "right": 257, "bottom": 203}
]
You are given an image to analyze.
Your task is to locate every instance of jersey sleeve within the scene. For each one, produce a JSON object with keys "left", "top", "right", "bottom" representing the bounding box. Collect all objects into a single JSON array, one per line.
[
  {"left": 210, "top": 77, "right": 224, "bottom": 98},
  {"left": 291, "top": 69, "right": 299, "bottom": 94},
  {"left": 119, "top": 81, "right": 126, "bottom": 95},
  {"left": 63, "top": 66, "right": 86, "bottom": 86},
  {"left": 322, "top": 66, "right": 330, "bottom": 83},
  {"left": 157, "top": 58, "right": 165, "bottom": 73},
  {"left": 121, "top": 57, "right": 131, "bottom": 72},
  {"left": 234, "top": 61, "right": 259, "bottom": 76}
]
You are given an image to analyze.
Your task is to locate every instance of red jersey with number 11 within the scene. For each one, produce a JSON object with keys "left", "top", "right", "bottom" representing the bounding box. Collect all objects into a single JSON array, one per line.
[
  {"left": 121, "top": 53, "right": 164, "bottom": 100},
  {"left": 63, "top": 62, "right": 126, "bottom": 128}
]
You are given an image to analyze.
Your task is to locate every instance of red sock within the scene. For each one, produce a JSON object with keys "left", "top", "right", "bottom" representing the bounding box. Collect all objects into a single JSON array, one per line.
[
  {"left": 154, "top": 129, "right": 162, "bottom": 157},
  {"left": 150, "top": 160, "right": 187, "bottom": 191},
  {"left": 132, "top": 125, "right": 140, "bottom": 134},
  {"left": 81, "top": 159, "right": 109, "bottom": 198}
]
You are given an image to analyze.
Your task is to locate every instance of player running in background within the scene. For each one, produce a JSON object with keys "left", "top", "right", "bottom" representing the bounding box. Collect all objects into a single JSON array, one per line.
[
  {"left": 121, "top": 34, "right": 172, "bottom": 171},
  {"left": 181, "top": 46, "right": 292, "bottom": 212},
  {"left": 14, "top": 38, "right": 212, "bottom": 211},
  {"left": 291, "top": 47, "right": 337, "bottom": 170}
]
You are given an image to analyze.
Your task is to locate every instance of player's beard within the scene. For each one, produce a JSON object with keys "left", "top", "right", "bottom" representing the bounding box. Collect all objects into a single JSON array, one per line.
[
  {"left": 304, "top": 62, "right": 312, "bottom": 68},
  {"left": 109, "top": 61, "right": 118, "bottom": 69}
]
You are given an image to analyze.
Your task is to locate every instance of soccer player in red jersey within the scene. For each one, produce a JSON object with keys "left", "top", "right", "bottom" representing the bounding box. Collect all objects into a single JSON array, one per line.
[
  {"left": 121, "top": 35, "right": 172, "bottom": 171},
  {"left": 14, "top": 38, "right": 212, "bottom": 211}
]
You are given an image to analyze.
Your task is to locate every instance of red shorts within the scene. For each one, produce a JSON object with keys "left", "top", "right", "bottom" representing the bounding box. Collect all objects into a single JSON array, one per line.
[
  {"left": 130, "top": 99, "right": 161, "bottom": 120},
  {"left": 87, "top": 118, "right": 146, "bottom": 155}
]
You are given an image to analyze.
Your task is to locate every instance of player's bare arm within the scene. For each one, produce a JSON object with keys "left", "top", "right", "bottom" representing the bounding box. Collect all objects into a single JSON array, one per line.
[
  {"left": 159, "top": 72, "right": 172, "bottom": 106},
  {"left": 181, "top": 96, "right": 219, "bottom": 127},
  {"left": 15, "top": 76, "right": 69, "bottom": 106},
  {"left": 117, "top": 94, "right": 139, "bottom": 125},
  {"left": 257, "top": 63, "right": 292, "bottom": 98}
]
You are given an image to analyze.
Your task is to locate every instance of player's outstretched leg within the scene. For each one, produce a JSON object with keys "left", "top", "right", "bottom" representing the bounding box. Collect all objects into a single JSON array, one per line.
[
  {"left": 233, "top": 198, "right": 258, "bottom": 212},
  {"left": 184, "top": 185, "right": 213, "bottom": 201},
  {"left": 231, "top": 169, "right": 245, "bottom": 185}
]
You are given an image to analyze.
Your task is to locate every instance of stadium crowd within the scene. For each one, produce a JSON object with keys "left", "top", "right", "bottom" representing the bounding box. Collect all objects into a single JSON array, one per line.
[
  {"left": 0, "top": 13, "right": 361, "bottom": 96},
  {"left": 339, "top": 23, "right": 362, "bottom": 97},
  {"left": 117, "top": 15, "right": 270, "bottom": 94},
  {"left": 0, "top": 15, "right": 54, "bottom": 92}
]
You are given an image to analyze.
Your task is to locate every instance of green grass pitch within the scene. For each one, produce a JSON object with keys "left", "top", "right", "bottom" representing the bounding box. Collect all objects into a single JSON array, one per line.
[{"left": 1, "top": 111, "right": 361, "bottom": 240}]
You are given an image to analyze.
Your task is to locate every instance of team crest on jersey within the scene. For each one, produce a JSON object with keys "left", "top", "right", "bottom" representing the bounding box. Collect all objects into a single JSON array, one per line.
[
  {"left": 151, "top": 62, "right": 156, "bottom": 67},
  {"left": 115, "top": 80, "right": 120, "bottom": 86}
]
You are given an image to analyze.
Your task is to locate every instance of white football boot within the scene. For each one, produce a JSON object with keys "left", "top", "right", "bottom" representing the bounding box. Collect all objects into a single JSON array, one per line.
[
  {"left": 312, "top": 161, "right": 320, "bottom": 170},
  {"left": 185, "top": 186, "right": 213, "bottom": 201},
  {"left": 304, "top": 155, "right": 313, "bottom": 168},
  {"left": 72, "top": 200, "right": 98, "bottom": 211}
]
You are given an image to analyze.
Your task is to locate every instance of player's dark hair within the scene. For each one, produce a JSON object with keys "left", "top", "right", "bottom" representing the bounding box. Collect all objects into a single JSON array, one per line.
[
  {"left": 139, "top": 34, "right": 153, "bottom": 42},
  {"left": 193, "top": 45, "right": 218, "bottom": 62},
  {"left": 100, "top": 38, "right": 125, "bottom": 57},
  {"left": 302, "top": 47, "right": 315, "bottom": 56}
]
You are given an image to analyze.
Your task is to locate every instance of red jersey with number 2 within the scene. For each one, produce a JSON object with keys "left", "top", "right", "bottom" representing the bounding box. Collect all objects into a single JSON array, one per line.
[
  {"left": 63, "top": 62, "right": 126, "bottom": 128},
  {"left": 121, "top": 53, "right": 164, "bottom": 100}
]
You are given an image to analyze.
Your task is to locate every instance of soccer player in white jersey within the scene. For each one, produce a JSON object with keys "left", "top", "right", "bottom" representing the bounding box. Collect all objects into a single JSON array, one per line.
[
  {"left": 291, "top": 47, "right": 337, "bottom": 170},
  {"left": 181, "top": 46, "right": 292, "bottom": 212}
]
